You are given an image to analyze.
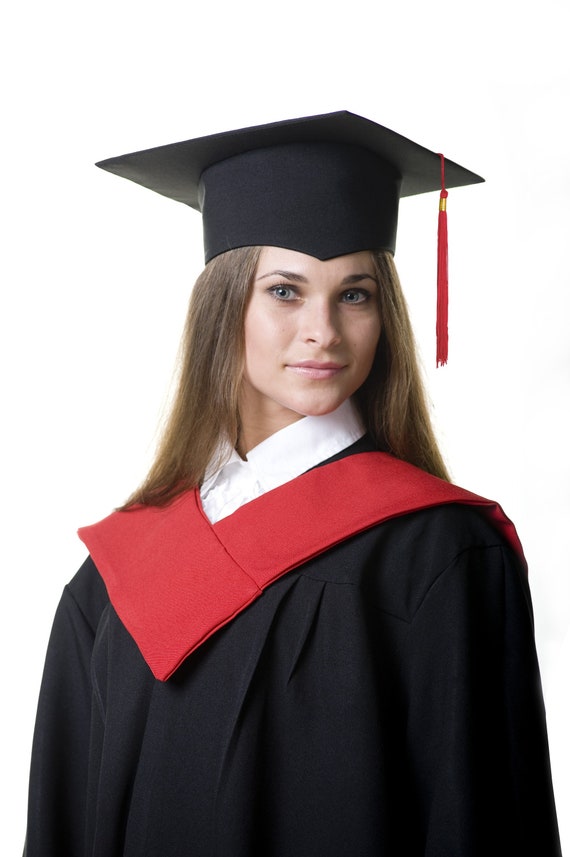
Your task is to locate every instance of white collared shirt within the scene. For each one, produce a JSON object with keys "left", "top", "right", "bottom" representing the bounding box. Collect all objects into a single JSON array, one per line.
[{"left": 200, "top": 398, "right": 365, "bottom": 524}]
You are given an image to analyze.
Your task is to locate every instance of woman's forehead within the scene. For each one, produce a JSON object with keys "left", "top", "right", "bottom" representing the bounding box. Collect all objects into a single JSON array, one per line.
[{"left": 256, "top": 246, "right": 375, "bottom": 274}]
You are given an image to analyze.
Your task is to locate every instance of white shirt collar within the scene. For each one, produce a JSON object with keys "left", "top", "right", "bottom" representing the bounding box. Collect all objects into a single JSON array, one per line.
[{"left": 200, "top": 398, "right": 365, "bottom": 523}]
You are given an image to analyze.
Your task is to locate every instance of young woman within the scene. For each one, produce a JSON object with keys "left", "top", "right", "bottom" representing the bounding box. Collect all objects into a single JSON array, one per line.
[{"left": 25, "top": 112, "right": 561, "bottom": 856}]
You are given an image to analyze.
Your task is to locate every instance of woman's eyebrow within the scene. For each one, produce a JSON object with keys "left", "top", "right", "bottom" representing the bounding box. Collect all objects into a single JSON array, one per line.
[
  {"left": 256, "top": 269, "right": 308, "bottom": 282},
  {"left": 341, "top": 274, "right": 379, "bottom": 286}
]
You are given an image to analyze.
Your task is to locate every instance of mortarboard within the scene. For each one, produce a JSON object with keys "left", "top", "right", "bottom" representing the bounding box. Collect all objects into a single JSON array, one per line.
[{"left": 96, "top": 111, "right": 484, "bottom": 363}]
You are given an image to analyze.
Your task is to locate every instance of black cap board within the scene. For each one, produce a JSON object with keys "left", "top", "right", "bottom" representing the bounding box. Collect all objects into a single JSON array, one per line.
[{"left": 96, "top": 110, "right": 484, "bottom": 263}]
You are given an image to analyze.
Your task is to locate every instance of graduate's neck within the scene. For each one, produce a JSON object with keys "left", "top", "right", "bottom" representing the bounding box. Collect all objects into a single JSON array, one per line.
[{"left": 237, "top": 397, "right": 305, "bottom": 458}]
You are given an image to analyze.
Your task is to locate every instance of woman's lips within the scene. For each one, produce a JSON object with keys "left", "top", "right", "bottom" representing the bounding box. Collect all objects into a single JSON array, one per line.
[{"left": 286, "top": 361, "right": 345, "bottom": 379}]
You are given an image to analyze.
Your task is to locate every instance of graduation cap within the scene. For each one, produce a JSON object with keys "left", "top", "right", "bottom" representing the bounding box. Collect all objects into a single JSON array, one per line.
[{"left": 96, "top": 111, "right": 484, "bottom": 364}]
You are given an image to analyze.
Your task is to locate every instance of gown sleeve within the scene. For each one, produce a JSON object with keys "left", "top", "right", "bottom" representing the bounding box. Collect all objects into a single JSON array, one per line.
[
  {"left": 404, "top": 540, "right": 561, "bottom": 857},
  {"left": 24, "top": 558, "right": 109, "bottom": 857}
]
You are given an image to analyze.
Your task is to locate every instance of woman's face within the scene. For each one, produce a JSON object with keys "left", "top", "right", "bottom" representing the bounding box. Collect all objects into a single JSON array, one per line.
[{"left": 239, "top": 246, "right": 381, "bottom": 451}]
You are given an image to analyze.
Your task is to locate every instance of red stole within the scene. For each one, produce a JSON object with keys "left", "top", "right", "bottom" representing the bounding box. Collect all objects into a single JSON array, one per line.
[{"left": 78, "top": 452, "right": 524, "bottom": 681}]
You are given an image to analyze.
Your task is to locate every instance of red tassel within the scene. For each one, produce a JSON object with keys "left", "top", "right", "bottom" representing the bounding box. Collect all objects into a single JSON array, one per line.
[{"left": 436, "top": 153, "right": 448, "bottom": 367}]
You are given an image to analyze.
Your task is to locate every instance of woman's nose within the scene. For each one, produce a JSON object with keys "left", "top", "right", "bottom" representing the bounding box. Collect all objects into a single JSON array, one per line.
[{"left": 300, "top": 300, "right": 342, "bottom": 348}]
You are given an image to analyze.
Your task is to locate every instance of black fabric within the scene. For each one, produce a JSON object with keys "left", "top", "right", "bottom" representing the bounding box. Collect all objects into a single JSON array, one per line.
[
  {"left": 25, "top": 471, "right": 561, "bottom": 856},
  {"left": 200, "top": 142, "right": 401, "bottom": 261}
]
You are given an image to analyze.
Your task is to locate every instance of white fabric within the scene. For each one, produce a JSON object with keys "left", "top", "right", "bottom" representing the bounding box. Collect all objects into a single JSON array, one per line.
[{"left": 200, "top": 399, "right": 365, "bottom": 524}]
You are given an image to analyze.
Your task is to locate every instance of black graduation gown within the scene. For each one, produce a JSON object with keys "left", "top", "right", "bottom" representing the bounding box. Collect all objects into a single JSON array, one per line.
[{"left": 25, "top": 442, "right": 561, "bottom": 856}]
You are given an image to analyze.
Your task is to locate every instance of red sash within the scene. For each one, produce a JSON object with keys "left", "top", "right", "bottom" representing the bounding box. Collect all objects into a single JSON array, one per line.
[{"left": 78, "top": 452, "right": 524, "bottom": 681}]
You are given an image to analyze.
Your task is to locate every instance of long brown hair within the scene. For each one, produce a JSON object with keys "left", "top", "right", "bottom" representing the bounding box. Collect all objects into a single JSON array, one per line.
[
  {"left": 123, "top": 246, "right": 449, "bottom": 507},
  {"left": 357, "top": 252, "right": 449, "bottom": 481}
]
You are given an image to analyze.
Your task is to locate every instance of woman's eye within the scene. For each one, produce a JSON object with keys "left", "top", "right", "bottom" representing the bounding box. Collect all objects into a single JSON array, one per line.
[
  {"left": 269, "top": 285, "right": 297, "bottom": 301},
  {"left": 342, "top": 289, "right": 369, "bottom": 304}
]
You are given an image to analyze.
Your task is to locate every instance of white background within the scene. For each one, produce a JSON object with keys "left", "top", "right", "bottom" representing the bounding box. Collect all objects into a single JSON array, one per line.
[{"left": 2, "top": 0, "right": 568, "bottom": 851}]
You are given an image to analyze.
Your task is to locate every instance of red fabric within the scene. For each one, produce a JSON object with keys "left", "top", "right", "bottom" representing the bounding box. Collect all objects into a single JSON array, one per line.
[{"left": 78, "top": 452, "right": 525, "bottom": 680}]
